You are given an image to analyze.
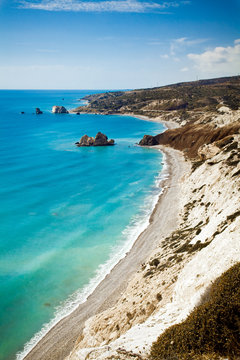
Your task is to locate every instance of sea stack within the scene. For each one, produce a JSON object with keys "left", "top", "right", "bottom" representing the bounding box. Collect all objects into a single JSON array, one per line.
[
  {"left": 36, "top": 108, "right": 43, "bottom": 114},
  {"left": 52, "top": 106, "right": 68, "bottom": 114},
  {"left": 76, "top": 132, "right": 115, "bottom": 147}
]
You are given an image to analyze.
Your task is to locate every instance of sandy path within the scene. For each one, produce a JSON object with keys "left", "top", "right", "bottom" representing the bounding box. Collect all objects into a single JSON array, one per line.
[{"left": 24, "top": 144, "right": 187, "bottom": 360}]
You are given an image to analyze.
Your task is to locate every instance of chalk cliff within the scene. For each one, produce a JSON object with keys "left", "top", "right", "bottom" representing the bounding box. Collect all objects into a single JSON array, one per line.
[{"left": 66, "top": 105, "right": 240, "bottom": 360}]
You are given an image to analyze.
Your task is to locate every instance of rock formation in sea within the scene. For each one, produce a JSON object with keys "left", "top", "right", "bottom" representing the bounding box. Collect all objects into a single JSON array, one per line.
[
  {"left": 36, "top": 108, "right": 43, "bottom": 114},
  {"left": 76, "top": 132, "right": 115, "bottom": 147},
  {"left": 52, "top": 106, "right": 69, "bottom": 114}
]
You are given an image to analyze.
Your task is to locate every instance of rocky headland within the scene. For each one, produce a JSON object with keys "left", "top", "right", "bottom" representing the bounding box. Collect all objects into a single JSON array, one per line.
[
  {"left": 24, "top": 76, "right": 240, "bottom": 360},
  {"left": 75, "top": 132, "right": 115, "bottom": 146},
  {"left": 72, "top": 75, "right": 240, "bottom": 118}
]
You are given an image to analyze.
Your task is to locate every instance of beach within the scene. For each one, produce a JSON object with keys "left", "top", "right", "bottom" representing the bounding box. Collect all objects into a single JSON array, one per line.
[{"left": 23, "top": 119, "right": 188, "bottom": 360}]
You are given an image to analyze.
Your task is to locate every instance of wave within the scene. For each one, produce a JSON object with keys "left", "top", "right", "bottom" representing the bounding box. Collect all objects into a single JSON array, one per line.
[{"left": 16, "top": 149, "right": 168, "bottom": 360}]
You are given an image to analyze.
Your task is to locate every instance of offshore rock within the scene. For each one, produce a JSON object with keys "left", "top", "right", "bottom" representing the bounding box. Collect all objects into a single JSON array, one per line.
[
  {"left": 108, "top": 139, "right": 115, "bottom": 145},
  {"left": 94, "top": 132, "right": 108, "bottom": 146},
  {"left": 76, "top": 132, "right": 115, "bottom": 147},
  {"left": 52, "top": 106, "right": 68, "bottom": 114},
  {"left": 36, "top": 108, "right": 43, "bottom": 114},
  {"left": 76, "top": 135, "right": 95, "bottom": 146}
]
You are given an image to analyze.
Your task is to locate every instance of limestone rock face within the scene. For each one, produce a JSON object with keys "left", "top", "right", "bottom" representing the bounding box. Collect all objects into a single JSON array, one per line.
[
  {"left": 36, "top": 108, "right": 43, "bottom": 114},
  {"left": 139, "top": 135, "right": 158, "bottom": 146},
  {"left": 76, "top": 132, "right": 115, "bottom": 147},
  {"left": 198, "top": 143, "right": 220, "bottom": 160},
  {"left": 52, "top": 106, "right": 68, "bottom": 114}
]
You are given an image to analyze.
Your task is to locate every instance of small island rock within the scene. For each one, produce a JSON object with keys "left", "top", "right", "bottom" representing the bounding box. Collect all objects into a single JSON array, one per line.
[
  {"left": 52, "top": 106, "right": 68, "bottom": 114},
  {"left": 36, "top": 108, "right": 43, "bottom": 114},
  {"left": 77, "top": 134, "right": 95, "bottom": 146},
  {"left": 76, "top": 132, "right": 115, "bottom": 147}
]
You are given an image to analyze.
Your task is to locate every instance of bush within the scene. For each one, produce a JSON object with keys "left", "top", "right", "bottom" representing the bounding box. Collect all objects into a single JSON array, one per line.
[{"left": 149, "top": 262, "right": 240, "bottom": 360}]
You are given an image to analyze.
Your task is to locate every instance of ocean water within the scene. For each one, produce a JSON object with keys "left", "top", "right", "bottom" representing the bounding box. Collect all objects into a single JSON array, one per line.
[{"left": 0, "top": 90, "right": 165, "bottom": 360}]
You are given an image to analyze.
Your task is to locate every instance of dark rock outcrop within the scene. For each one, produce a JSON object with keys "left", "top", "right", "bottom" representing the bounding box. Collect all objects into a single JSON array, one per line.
[
  {"left": 76, "top": 132, "right": 115, "bottom": 147},
  {"left": 52, "top": 106, "right": 68, "bottom": 114},
  {"left": 94, "top": 132, "right": 108, "bottom": 146},
  {"left": 36, "top": 108, "right": 43, "bottom": 114},
  {"left": 107, "top": 139, "right": 115, "bottom": 145},
  {"left": 139, "top": 135, "right": 159, "bottom": 146}
]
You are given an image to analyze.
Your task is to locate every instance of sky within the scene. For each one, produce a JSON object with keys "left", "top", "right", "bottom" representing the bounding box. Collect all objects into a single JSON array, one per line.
[{"left": 0, "top": 0, "right": 240, "bottom": 89}]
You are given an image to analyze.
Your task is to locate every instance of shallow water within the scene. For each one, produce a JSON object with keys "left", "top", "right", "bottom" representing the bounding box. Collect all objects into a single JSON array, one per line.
[{"left": 0, "top": 90, "right": 164, "bottom": 360}]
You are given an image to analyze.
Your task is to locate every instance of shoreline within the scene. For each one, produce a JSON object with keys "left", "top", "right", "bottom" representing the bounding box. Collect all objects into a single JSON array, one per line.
[
  {"left": 22, "top": 116, "right": 187, "bottom": 360},
  {"left": 120, "top": 113, "right": 179, "bottom": 129}
]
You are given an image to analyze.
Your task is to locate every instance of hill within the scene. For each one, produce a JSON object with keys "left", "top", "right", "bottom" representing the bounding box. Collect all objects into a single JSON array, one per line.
[{"left": 73, "top": 76, "right": 240, "bottom": 121}]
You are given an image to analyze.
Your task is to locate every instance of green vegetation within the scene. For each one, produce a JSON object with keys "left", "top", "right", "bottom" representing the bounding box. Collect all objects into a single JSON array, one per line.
[
  {"left": 74, "top": 76, "right": 240, "bottom": 116},
  {"left": 149, "top": 262, "right": 240, "bottom": 360}
]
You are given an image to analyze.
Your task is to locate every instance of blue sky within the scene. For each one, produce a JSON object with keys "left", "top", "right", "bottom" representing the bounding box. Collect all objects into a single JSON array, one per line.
[{"left": 0, "top": 0, "right": 239, "bottom": 89}]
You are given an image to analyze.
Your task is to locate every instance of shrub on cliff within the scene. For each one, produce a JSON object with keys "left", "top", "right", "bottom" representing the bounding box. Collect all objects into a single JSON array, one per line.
[
  {"left": 149, "top": 262, "right": 240, "bottom": 360},
  {"left": 223, "top": 94, "right": 239, "bottom": 110}
]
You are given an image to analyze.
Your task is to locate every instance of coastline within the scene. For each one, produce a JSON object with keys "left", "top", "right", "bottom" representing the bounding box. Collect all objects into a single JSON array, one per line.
[
  {"left": 22, "top": 116, "right": 187, "bottom": 360},
  {"left": 121, "top": 113, "right": 179, "bottom": 129}
]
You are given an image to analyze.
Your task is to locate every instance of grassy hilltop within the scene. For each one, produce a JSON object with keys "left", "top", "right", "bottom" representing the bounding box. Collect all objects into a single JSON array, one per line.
[{"left": 74, "top": 76, "right": 240, "bottom": 119}]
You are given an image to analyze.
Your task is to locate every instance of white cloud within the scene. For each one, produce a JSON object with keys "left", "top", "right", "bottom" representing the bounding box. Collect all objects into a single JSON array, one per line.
[
  {"left": 18, "top": 0, "right": 185, "bottom": 13},
  {"left": 181, "top": 66, "right": 188, "bottom": 71},
  {"left": 170, "top": 37, "right": 208, "bottom": 55},
  {"left": 175, "top": 37, "right": 188, "bottom": 44},
  {"left": 160, "top": 54, "right": 169, "bottom": 59},
  {"left": 188, "top": 40, "right": 240, "bottom": 74}
]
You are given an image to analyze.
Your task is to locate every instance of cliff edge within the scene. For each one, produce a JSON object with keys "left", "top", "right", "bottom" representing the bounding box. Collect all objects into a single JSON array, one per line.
[{"left": 66, "top": 80, "right": 240, "bottom": 360}]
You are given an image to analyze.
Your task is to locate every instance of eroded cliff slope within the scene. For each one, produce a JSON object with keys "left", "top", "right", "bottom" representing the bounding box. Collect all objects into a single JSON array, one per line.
[{"left": 66, "top": 102, "right": 240, "bottom": 359}]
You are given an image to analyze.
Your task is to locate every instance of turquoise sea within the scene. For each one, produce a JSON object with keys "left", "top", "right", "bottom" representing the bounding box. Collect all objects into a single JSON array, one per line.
[{"left": 0, "top": 90, "right": 165, "bottom": 360}]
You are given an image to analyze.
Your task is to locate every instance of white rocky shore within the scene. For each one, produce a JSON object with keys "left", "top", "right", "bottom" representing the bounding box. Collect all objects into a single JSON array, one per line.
[{"left": 66, "top": 108, "right": 240, "bottom": 360}]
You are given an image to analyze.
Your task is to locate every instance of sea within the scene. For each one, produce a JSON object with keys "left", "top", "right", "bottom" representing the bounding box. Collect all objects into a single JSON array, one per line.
[{"left": 0, "top": 90, "right": 165, "bottom": 360}]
